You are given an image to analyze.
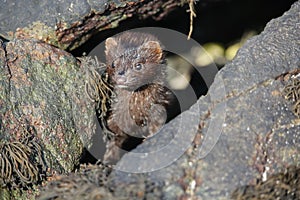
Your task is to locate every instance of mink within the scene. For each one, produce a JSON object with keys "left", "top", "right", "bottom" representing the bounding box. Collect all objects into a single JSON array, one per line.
[{"left": 103, "top": 32, "right": 173, "bottom": 163}]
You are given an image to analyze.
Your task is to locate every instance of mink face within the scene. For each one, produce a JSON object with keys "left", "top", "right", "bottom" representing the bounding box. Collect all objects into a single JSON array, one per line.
[
  {"left": 105, "top": 32, "right": 165, "bottom": 90},
  {"left": 103, "top": 32, "right": 172, "bottom": 163}
]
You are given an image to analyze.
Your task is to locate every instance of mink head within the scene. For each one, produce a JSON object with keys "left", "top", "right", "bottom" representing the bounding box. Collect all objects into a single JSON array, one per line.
[{"left": 105, "top": 32, "right": 165, "bottom": 91}]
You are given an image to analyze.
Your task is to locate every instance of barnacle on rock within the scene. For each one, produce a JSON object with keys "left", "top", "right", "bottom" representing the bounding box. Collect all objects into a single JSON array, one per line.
[
  {"left": 283, "top": 78, "right": 300, "bottom": 118},
  {"left": 0, "top": 127, "right": 47, "bottom": 189}
]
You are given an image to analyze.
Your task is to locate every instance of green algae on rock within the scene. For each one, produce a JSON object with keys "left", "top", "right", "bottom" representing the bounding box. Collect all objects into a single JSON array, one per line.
[{"left": 0, "top": 39, "right": 106, "bottom": 198}]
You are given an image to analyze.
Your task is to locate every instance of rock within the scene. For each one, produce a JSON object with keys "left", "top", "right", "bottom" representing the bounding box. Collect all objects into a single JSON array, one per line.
[
  {"left": 108, "top": 1, "right": 300, "bottom": 199},
  {"left": 0, "top": 0, "right": 181, "bottom": 51},
  {"left": 231, "top": 165, "right": 300, "bottom": 200},
  {"left": 0, "top": 39, "right": 102, "bottom": 198},
  {"left": 37, "top": 162, "right": 114, "bottom": 200},
  {"left": 19, "top": 1, "right": 300, "bottom": 199}
]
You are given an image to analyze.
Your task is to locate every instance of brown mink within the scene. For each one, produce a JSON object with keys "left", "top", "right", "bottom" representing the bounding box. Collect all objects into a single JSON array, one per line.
[{"left": 103, "top": 32, "right": 173, "bottom": 163}]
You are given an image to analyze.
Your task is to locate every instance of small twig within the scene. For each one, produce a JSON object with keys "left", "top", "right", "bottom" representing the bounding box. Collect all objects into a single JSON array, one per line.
[{"left": 187, "top": 0, "right": 196, "bottom": 40}]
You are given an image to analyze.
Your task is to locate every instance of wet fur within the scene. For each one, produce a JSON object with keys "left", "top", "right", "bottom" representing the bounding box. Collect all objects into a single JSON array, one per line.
[{"left": 104, "top": 32, "right": 172, "bottom": 163}]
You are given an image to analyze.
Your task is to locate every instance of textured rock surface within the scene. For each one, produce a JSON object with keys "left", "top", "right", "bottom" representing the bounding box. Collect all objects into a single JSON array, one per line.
[
  {"left": 0, "top": 0, "right": 181, "bottom": 51},
  {"left": 108, "top": 1, "right": 300, "bottom": 199},
  {"left": 36, "top": 1, "right": 299, "bottom": 200},
  {"left": 0, "top": 39, "right": 98, "bottom": 199},
  {"left": 1, "top": 1, "right": 299, "bottom": 199}
]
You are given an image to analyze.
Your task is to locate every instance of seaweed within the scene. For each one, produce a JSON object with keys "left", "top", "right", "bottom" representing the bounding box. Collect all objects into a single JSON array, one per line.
[
  {"left": 283, "top": 78, "right": 300, "bottom": 118},
  {"left": 79, "top": 56, "right": 115, "bottom": 141},
  {"left": 0, "top": 126, "right": 47, "bottom": 189},
  {"left": 231, "top": 165, "right": 300, "bottom": 200},
  {"left": 37, "top": 161, "right": 113, "bottom": 200}
]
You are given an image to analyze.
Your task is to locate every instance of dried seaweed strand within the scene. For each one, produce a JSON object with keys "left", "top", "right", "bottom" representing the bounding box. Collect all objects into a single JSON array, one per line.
[
  {"left": 283, "top": 78, "right": 300, "bottom": 118},
  {"left": 0, "top": 130, "right": 45, "bottom": 188},
  {"left": 187, "top": 0, "right": 196, "bottom": 40},
  {"left": 284, "top": 78, "right": 300, "bottom": 101},
  {"left": 80, "top": 56, "right": 116, "bottom": 140}
]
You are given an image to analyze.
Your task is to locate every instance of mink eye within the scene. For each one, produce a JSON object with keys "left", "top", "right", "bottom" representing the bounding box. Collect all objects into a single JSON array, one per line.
[
  {"left": 134, "top": 63, "right": 143, "bottom": 71},
  {"left": 111, "top": 61, "right": 116, "bottom": 68}
]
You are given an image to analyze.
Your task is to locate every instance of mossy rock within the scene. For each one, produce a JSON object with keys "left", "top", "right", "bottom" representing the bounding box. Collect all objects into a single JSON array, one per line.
[{"left": 0, "top": 38, "right": 108, "bottom": 198}]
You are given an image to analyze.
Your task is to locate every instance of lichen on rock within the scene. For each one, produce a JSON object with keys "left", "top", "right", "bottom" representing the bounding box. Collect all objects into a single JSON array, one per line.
[{"left": 0, "top": 39, "right": 107, "bottom": 198}]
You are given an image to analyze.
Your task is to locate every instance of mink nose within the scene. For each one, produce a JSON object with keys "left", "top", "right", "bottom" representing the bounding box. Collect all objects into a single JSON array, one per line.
[{"left": 118, "top": 70, "right": 125, "bottom": 75}]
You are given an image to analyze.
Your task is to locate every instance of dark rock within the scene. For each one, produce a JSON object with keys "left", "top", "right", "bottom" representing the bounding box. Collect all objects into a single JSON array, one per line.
[
  {"left": 109, "top": 1, "right": 300, "bottom": 199},
  {"left": 37, "top": 162, "right": 114, "bottom": 200},
  {"left": 14, "top": 1, "right": 300, "bottom": 199},
  {"left": 231, "top": 165, "right": 300, "bottom": 200},
  {"left": 0, "top": 39, "right": 99, "bottom": 198},
  {"left": 0, "top": 0, "right": 181, "bottom": 51}
]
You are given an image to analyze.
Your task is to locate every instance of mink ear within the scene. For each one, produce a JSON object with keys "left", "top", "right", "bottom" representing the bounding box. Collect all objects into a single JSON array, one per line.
[
  {"left": 141, "top": 41, "right": 162, "bottom": 60},
  {"left": 105, "top": 37, "right": 118, "bottom": 56}
]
